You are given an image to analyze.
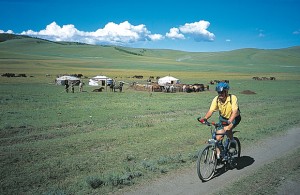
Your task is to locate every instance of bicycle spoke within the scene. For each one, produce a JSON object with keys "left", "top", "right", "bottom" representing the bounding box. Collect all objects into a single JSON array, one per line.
[{"left": 197, "top": 146, "right": 216, "bottom": 181}]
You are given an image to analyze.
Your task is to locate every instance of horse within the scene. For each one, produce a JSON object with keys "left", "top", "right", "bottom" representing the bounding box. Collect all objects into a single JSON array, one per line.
[
  {"left": 92, "top": 87, "right": 104, "bottom": 92},
  {"left": 112, "top": 81, "right": 124, "bottom": 92}
]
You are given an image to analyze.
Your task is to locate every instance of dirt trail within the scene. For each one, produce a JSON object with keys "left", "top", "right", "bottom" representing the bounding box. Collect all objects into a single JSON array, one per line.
[{"left": 119, "top": 127, "right": 300, "bottom": 195}]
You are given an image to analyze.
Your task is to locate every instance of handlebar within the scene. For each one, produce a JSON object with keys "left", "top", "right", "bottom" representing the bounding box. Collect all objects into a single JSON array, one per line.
[
  {"left": 197, "top": 117, "right": 229, "bottom": 127},
  {"left": 197, "top": 117, "right": 239, "bottom": 137}
]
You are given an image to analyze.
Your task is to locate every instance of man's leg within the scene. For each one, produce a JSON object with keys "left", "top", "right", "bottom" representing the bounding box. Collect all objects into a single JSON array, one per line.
[
  {"left": 227, "top": 128, "right": 236, "bottom": 148},
  {"left": 216, "top": 130, "right": 225, "bottom": 159}
]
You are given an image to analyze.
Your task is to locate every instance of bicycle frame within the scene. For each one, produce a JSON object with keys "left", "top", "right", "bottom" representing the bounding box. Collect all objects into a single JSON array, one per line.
[
  {"left": 207, "top": 121, "right": 239, "bottom": 158},
  {"left": 196, "top": 119, "right": 241, "bottom": 182}
]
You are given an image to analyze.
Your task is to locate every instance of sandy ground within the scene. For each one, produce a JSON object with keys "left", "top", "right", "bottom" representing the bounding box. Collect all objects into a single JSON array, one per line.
[{"left": 116, "top": 127, "right": 300, "bottom": 195}]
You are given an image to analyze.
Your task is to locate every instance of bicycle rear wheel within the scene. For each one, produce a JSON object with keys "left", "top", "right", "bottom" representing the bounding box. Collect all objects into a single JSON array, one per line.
[
  {"left": 196, "top": 145, "right": 217, "bottom": 182},
  {"left": 228, "top": 137, "right": 241, "bottom": 169},
  {"left": 234, "top": 137, "right": 241, "bottom": 158}
]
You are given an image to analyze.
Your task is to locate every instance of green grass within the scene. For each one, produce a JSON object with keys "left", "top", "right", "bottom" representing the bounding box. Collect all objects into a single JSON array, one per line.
[
  {"left": 1, "top": 35, "right": 300, "bottom": 194},
  {"left": 1, "top": 79, "right": 300, "bottom": 194}
]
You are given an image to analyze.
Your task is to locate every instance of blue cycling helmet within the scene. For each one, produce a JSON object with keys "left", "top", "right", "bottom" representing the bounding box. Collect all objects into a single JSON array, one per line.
[{"left": 215, "top": 82, "right": 230, "bottom": 93}]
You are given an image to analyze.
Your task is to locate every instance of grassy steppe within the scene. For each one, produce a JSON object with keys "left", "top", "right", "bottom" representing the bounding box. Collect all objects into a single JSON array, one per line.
[{"left": 0, "top": 35, "right": 300, "bottom": 194}]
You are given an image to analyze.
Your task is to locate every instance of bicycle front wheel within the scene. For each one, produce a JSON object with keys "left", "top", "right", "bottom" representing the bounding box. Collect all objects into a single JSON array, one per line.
[{"left": 196, "top": 145, "right": 217, "bottom": 182}]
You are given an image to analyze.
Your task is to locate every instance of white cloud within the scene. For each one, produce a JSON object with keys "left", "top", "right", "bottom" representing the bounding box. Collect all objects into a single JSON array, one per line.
[
  {"left": 166, "top": 28, "right": 185, "bottom": 39},
  {"left": 21, "top": 22, "right": 85, "bottom": 42},
  {"left": 226, "top": 39, "right": 231, "bottom": 42},
  {"left": 0, "top": 30, "right": 14, "bottom": 34},
  {"left": 149, "top": 34, "right": 164, "bottom": 41},
  {"left": 90, "top": 21, "right": 152, "bottom": 43},
  {"left": 4, "top": 20, "right": 215, "bottom": 46},
  {"left": 20, "top": 21, "right": 163, "bottom": 45},
  {"left": 178, "top": 20, "right": 215, "bottom": 41}
]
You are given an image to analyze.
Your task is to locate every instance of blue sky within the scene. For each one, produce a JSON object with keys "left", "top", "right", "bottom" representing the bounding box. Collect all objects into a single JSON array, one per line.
[{"left": 1, "top": 0, "right": 299, "bottom": 52}]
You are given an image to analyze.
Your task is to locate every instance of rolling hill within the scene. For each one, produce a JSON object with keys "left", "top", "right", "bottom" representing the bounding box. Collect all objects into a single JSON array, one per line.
[{"left": 0, "top": 33, "right": 300, "bottom": 77}]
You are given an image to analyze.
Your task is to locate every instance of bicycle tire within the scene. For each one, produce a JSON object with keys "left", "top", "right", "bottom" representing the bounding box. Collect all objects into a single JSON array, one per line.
[
  {"left": 235, "top": 137, "right": 241, "bottom": 159},
  {"left": 228, "top": 137, "right": 241, "bottom": 169},
  {"left": 196, "top": 145, "right": 217, "bottom": 182},
  {"left": 234, "top": 137, "right": 241, "bottom": 165}
]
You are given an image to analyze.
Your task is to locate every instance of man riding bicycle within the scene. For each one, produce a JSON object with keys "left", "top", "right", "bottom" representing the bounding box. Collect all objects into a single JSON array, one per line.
[{"left": 199, "top": 81, "right": 241, "bottom": 159}]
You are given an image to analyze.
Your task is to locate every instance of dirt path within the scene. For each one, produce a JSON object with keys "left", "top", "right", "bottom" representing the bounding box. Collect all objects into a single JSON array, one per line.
[{"left": 119, "top": 127, "right": 300, "bottom": 195}]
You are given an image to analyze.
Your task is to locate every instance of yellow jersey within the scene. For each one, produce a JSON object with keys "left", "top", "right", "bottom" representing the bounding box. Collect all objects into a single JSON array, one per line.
[{"left": 209, "top": 94, "right": 239, "bottom": 119}]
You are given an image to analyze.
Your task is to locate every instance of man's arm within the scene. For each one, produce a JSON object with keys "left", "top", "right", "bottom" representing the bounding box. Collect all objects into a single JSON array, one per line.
[
  {"left": 204, "top": 110, "right": 214, "bottom": 120},
  {"left": 228, "top": 109, "right": 239, "bottom": 124}
]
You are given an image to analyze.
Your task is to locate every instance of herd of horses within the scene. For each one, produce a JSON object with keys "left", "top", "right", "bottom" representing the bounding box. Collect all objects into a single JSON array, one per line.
[
  {"left": 92, "top": 81, "right": 124, "bottom": 92},
  {"left": 91, "top": 76, "right": 275, "bottom": 93},
  {"left": 92, "top": 81, "right": 209, "bottom": 93},
  {"left": 130, "top": 82, "right": 210, "bottom": 93},
  {"left": 252, "top": 76, "right": 276, "bottom": 80}
]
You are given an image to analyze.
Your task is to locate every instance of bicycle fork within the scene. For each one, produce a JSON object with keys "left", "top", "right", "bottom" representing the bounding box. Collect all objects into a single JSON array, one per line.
[{"left": 204, "top": 144, "right": 218, "bottom": 172}]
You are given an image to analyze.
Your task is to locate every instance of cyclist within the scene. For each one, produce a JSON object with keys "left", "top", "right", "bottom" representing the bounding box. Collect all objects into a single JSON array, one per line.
[{"left": 199, "top": 81, "right": 241, "bottom": 159}]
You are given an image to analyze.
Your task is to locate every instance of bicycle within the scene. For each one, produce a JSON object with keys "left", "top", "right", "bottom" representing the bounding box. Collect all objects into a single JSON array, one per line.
[{"left": 196, "top": 118, "right": 241, "bottom": 182}]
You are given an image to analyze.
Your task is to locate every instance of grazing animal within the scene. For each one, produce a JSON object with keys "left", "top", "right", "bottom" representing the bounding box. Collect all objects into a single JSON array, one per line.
[
  {"left": 163, "top": 84, "right": 176, "bottom": 93},
  {"left": 92, "top": 87, "right": 104, "bottom": 92},
  {"left": 132, "top": 75, "right": 143, "bottom": 79},
  {"left": 112, "top": 81, "right": 124, "bottom": 92},
  {"left": 192, "top": 84, "right": 204, "bottom": 92},
  {"left": 151, "top": 83, "right": 162, "bottom": 92}
]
